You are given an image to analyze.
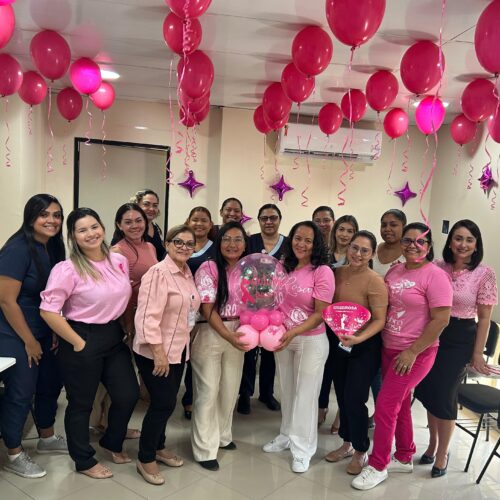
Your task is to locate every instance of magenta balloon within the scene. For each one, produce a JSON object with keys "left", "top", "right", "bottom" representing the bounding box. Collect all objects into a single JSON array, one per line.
[
  {"left": 192, "top": 100, "right": 210, "bottom": 123},
  {"left": 487, "top": 103, "right": 500, "bottom": 143},
  {"left": 69, "top": 57, "right": 102, "bottom": 95},
  {"left": 291, "top": 26, "right": 333, "bottom": 77},
  {"left": 30, "top": 30, "right": 71, "bottom": 81},
  {"left": 415, "top": 96, "right": 445, "bottom": 135},
  {"left": 0, "top": 1, "right": 16, "bottom": 5},
  {"left": 268, "top": 310, "right": 284, "bottom": 326},
  {"left": 383, "top": 108, "right": 409, "bottom": 139},
  {"left": 179, "top": 87, "right": 210, "bottom": 114},
  {"left": 251, "top": 312, "right": 270, "bottom": 332},
  {"left": 56, "top": 87, "right": 83, "bottom": 121},
  {"left": 262, "top": 82, "right": 292, "bottom": 123},
  {"left": 18, "top": 71, "right": 48, "bottom": 106},
  {"left": 163, "top": 12, "right": 201, "bottom": 55},
  {"left": 263, "top": 108, "right": 289, "bottom": 131},
  {"left": 366, "top": 70, "right": 398, "bottom": 112},
  {"left": 400, "top": 41, "right": 445, "bottom": 95},
  {"left": 326, "top": 0, "right": 386, "bottom": 48},
  {"left": 461, "top": 78, "right": 497, "bottom": 123},
  {"left": 177, "top": 50, "right": 214, "bottom": 99},
  {"left": 165, "top": 0, "right": 212, "bottom": 19},
  {"left": 179, "top": 106, "right": 196, "bottom": 127},
  {"left": 281, "top": 63, "right": 315, "bottom": 104},
  {"left": 450, "top": 113, "right": 477, "bottom": 146},
  {"left": 318, "top": 103, "right": 343, "bottom": 135},
  {"left": 341, "top": 89, "right": 367, "bottom": 123},
  {"left": 90, "top": 81, "right": 115, "bottom": 111},
  {"left": 253, "top": 105, "right": 272, "bottom": 134},
  {"left": 240, "top": 311, "right": 253, "bottom": 326},
  {"left": 0, "top": 53, "right": 23, "bottom": 96},
  {"left": 0, "top": 4, "right": 15, "bottom": 49},
  {"left": 475, "top": 0, "right": 500, "bottom": 75}
]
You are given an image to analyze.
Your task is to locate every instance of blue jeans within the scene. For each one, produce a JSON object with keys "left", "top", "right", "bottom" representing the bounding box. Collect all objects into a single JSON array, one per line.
[{"left": 0, "top": 334, "right": 63, "bottom": 449}]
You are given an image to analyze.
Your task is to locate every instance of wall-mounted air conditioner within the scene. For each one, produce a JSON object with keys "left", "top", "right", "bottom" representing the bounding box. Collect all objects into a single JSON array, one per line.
[{"left": 277, "top": 122, "right": 381, "bottom": 163}]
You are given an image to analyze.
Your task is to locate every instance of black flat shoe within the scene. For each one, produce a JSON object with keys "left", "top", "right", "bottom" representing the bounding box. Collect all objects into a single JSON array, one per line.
[
  {"left": 219, "top": 441, "right": 237, "bottom": 450},
  {"left": 258, "top": 395, "right": 281, "bottom": 411},
  {"left": 237, "top": 395, "right": 251, "bottom": 415},
  {"left": 431, "top": 454, "right": 449, "bottom": 478},
  {"left": 419, "top": 453, "right": 435, "bottom": 465},
  {"left": 199, "top": 459, "right": 219, "bottom": 471}
]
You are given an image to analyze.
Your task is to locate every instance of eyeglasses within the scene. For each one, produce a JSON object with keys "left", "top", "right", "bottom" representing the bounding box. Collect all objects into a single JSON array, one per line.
[
  {"left": 221, "top": 236, "right": 245, "bottom": 245},
  {"left": 171, "top": 238, "right": 196, "bottom": 249},
  {"left": 313, "top": 218, "right": 333, "bottom": 225},
  {"left": 349, "top": 243, "right": 372, "bottom": 256},
  {"left": 259, "top": 215, "right": 279, "bottom": 222},
  {"left": 401, "top": 237, "right": 428, "bottom": 247}
]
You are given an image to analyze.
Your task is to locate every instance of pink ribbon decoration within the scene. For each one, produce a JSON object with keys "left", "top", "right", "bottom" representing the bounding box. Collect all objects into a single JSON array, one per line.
[
  {"left": 85, "top": 96, "right": 92, "bottom": 146},
  {"left": 386, "top": 139, "right": 397, "bottom": 194},
  {"left": 27, "top": 105, "right": 33, "bottom": 136},
  {"left": 453, "top": 146, "right": 462, "bottom": 177},
  {"left": 62, "top": 143, "right": 67, "bottom": 167},
  {"left": 4, "top": 98, "right": 12, "bottom": 168},
  {"left": 466, "top": 163, "right": 474, "bottom": 190},
  {"left": 165, "top": 59, "right": 176, "bottom": 185},
  {"left": 100, "top": 112, "right": 107, "bottom": 181},
  {"left": 46, "top": 89, "right": 55, "bottom": 173},
  {"left": 337, "top": 129, "right": 351, "bottom": 206},
  {"left": 300, "top": 133, "right": 312, "bottom": 207},
  {"left": 401, "top": 97, "right": 412, "bottom": 173}
]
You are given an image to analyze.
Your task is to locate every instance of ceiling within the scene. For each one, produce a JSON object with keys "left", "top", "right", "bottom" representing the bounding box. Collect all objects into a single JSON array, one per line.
[{"left": 4, "top": 0, "right": 495, "bottom": 122}]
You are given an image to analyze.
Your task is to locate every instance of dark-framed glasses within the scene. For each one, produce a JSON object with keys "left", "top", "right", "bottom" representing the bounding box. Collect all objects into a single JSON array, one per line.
[
  {"left": 259, "top": 215, "right": 279, "bottom": 222},
  {"left": 401, "top": 237, "right": 428, "bottom": 247},
  {"left": 171, "top": 238, "right": 196, "bottom": 249}
]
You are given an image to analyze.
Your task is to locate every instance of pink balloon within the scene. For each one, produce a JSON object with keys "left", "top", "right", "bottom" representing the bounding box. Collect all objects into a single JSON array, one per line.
[
  {"left": 461, "top": 79, "right": 497, "bottom": 123},
  {"left": 18, "top": 71, "right": 48, "bottom": 106},
  {"left": 366, "top": 70, "right": 398, "bottom": 112},
  {"left": 30, "top": 30, "right": 71, "bottom": 81},
  {"left": 90, "top": 81, "right": 115, "bottom": 111},
  {"left": 240, "top": 310, "right": 253, "bottom": 326},
  {"left": 259, "top": 325, "right": 286, "bottom": 352},
  {"left": 400, "top": 41, "right": 445, "bottom": 95},
  {"left": 253, "top": 105, "right": 272, "bottom": 134},
  {"left": 450, "top": 113, "right": 477, "bottom": 146},
  {"left": 475, "top": 0, "right": 500, "bottom": 75},
  {"left": 179, "top": 106, "right": 196, "bottom": 127},
  {"left": 179, "top": 86, "right": 209, "bottom": 113},
  {"left": 0, "top": 53, "right": 23, "bottom": 97},
  {"left": 341, "top": 89, "right": 367, "bottom": 123},
  {"left": 383, "top": 108, "right": 409, "bottom": 139},
  {"left": 0, "top": 1, "right": 16, "bottom": 5},
  {"left": 56, "top": 87, "right": 83, "bottom": 122},
  {"left": 177, "top": 50, "right": 214, "bottom": 99},
  {"left": 487, "top": 102, "right": 500, "bottom": 143},
  {"left": 250, "top": 312, "right": 270, "bottom": 332},
  {"left": 318, "top": 103, "right": 343, "bottom": 135},
  {"left": 165, "top": 0, "right": 212, "bottom": 19},
  {"left": 69, "top": 57, "right": 102, "bottom": 95},
  {"left": 326, "top": 0, "right": 386, "bottom": 48},
  {"left": 268, "top": 310, "right": 284, "bottom": 327},
  {"left": 263, "top": 110, "right": 289, "bottom": 131},
  {"left": 0, "top": 4, "right": 15, "bottom": 49},
  {"left": 262, "top": 82, "right": 292, "bottom": 123},
  {"left": 192, "top": 100, "right": 210, "bottom": 123},
  {"left": 415, "top": 96, "right": 446, "bottom": 135},
  {"left": 281, "top": 63, "right": 315, "bottom": 104},
  {"left": 291, "top": 26, "right": 333, "bottom": 77},
  {"left": 236, "top": 324, "right": 259, "bottom": 351},
  {"left": 163, "top": 12, "right": 202, "bottom": 55}
]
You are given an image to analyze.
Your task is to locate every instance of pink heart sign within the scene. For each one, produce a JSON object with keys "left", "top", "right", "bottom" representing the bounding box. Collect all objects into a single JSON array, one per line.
[{"left": 322, "top": 302, "right": 371, "bottom": 337}]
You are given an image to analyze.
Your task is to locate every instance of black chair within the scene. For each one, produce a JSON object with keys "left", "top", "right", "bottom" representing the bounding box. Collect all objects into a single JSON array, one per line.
[
  {"left": 484, "top": 321, "right": 499, "bottom": 363},
  {"left": 476, "top": 401, "right": 500, "bottom": 484}
]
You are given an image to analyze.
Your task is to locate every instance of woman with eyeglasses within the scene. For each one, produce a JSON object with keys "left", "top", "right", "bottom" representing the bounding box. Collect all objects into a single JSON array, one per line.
[
  {"left": 325, "top": 231, "right": 388, "bottom": 476},
  {"left": 191, "top": 222, "right": 249, "bottom": 471},
  {"left": 133, "top": 225, "right": 200, "bottom": 485},
  {"left": 415, "top": 220, "right": 497, "bottom": 478},
  {"left": 263, "top": 221, "right": 334, "bottom": 474},
  {"left": 352, "top": 223, "right": 452, "bottom": 491},
  {"left": 312, "top": 206, "right": 335, "bottom": 255},
  {"left": 237, "top": 204, "right": 286, "bottom": 415}
]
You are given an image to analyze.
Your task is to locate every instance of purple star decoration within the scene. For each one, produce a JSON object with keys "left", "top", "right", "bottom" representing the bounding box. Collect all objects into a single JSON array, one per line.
[
  {"left": 478, "top": 165, "right": 496, "bottom": 194},
  {"left": 178, "top": 170, "right": 204, "bottom": 198},
  {"left": 270, "top": 175, "right": 293, "bottom": 201},
  {"left": 394, "top": 182, "right": 417, "bottom": 206},
  {"left": 240, "top": 213, "right": 252, "bottom": 225}
]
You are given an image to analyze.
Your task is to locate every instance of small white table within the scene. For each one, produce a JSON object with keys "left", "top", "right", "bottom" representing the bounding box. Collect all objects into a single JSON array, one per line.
[{"left": 0, "top": 357, "right": 16, "bottom": 373}]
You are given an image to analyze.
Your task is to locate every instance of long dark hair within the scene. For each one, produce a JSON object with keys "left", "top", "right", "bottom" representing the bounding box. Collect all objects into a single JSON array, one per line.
[
  {"left": 2, "top": 194, "right": 65, "bottom": 282},
  {"left": 402, "top": 222, "right": 434, "bottom": 261},
  {"left": 283, "top": 221, "right": 328, "bottom": 273},
  {"left": 213, "top": 221, "right": 248, "bottom": 313},
  {"left": 112, "top": 203, "right": 148, "bottom": 245},
  {"left": 330, "top": 215, "right": 359, "bottom": 253},
  {"left": 443, "top": 219, "right": 483, "bottom": 270}
]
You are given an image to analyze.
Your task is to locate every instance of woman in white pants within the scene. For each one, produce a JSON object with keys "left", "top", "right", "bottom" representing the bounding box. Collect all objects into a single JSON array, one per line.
[{"left": 263, "top": 221, "right": 334, "bottom": 473}]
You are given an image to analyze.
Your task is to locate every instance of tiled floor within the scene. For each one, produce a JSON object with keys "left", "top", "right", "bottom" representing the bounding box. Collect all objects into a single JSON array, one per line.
[{"left": 1, "top": 387, "right": 499, "bottom": 500}]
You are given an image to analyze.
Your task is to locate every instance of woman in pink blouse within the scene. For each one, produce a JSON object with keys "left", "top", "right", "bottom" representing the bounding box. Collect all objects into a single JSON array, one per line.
[
  {"left": 191, "top": 221, "right": 249, "bottom": 472},
  {"left": 415, "top": 220, "right": 497, "bottom": 478},
  {"left": 40, "top": 208, "right": 139, "bottom": 480},
  {"left": 263, "top": 221, "right": 334, "bottom": 474},
  {"left": 133, "top": 225, "right": 200, "bottom": 485}
]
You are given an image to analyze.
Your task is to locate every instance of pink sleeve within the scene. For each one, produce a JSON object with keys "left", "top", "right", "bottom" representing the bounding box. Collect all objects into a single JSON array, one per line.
[
  {"left": 195, "top": 261, "right": 218, "bottom": 304},
  {"left": 312, "top": 265, "right": 335, "bottom": 303},
  {"left": 134, "top": 266, "right": 167, "bottom": 345},
  {"left": 427, "top": 267, "right": 453, "bottom": 309},
  {"left": 40, "top": 261, "right": 77, "bottom": 313},
  {"left": 477, "top": 267, "right": 498, "bottom": 306}
]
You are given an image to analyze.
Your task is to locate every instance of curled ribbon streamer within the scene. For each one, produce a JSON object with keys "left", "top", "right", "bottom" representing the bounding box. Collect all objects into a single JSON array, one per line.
[
  {"left": 420, "top": 134, "right": 431, "bottom": 191},
  {"left": 419, "top": 131, "right": 439, "bottom": 227},
  {"left": 165, "top": 59, "right": 176, "bottom": 185},
  {"left": 293, "top": 134, "right": 301, "bottom": 170},
  {"left": 453, "top": 147, "right": 462, "bottom": 176},
  {"left": 491, "top": 156, "right": 499, "bottom": 211},
  {"left": 175, "top": 130, "right": 183, "bottom": 155},
  {"left": 101, "top": 112, "right": 107, "bottom": 181},
  {"left": 274, "top": 158, "right": 279, "bottom": 177},
  {"left": 348, "top": 123, "right": 355, "bottom": 183},
  {"left": 27, "top": 106, "right": 33, "bottom": 136},
  {"left": 4, "top": 99, "right": 12, "bottom": 168},
  {"left": 337, "top": 132, "right": 351, "bottom": 206},
  {"left": 259, "top": 135, "right": 266, "bottom": 181},
  {"left": 62, "top": 144, "right": 67, "bottom": 167},
  {"left": 190, "top": 126, "right": 198, "bottom": 164},
  {"left": 47, "top": 89, "right": 55, "bottom": 172},
  {"left": 387, "top": 139, "right": 397, "bottom": 194},
  {"left": 183, "top": 127, "right": 191, "bottom": 175},
  {"left": 401, "top": 97, "right": 412, "bottom": 173},
  {"left": 466, "top": 163, "right": 474, "bottom": 190},
  {"left": 300, "top": 133, "right": 312, "bottom": 207},
  {"left": 85, "top": 97, "right": 92, "bottom": 146},
  {"left": 371, "top": 113, "right": 382, "bottom": 160}
]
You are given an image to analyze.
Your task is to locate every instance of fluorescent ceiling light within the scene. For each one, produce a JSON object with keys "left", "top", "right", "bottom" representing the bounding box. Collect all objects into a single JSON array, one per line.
[
  {"left": 412, "top": 100, "right": 449, "bottom": 108},
  {"left": 135, "top": 126, "right": 148, "bottom": 130},
  {"left": 100, "top": 69, "right": 120, "bottom": 80}
]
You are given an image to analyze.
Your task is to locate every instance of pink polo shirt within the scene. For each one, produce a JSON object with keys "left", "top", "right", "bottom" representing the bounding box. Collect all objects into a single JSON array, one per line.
[
  {"left": 40, "top": 253, "right": 131, "bottom": 323},
  {"left": 133, "top": 255, "right": 200, "bottom": 364},
  {"left": 279, "top": 264, "right": 335, "bottom": 336}
]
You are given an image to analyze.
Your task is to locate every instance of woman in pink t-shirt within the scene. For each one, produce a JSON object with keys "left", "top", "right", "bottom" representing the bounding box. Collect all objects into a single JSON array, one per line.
[
  {"left": 40, "top": 208, "right": 139, "bottom": 480},
  {"left": 352, "top": 222, "right": 452, "bottom": 491},
  {"left": 415, "top": 220, "right": 497, "bottom": 478},
  {"left": 262, "top": 221, "right": 334, "bottom": 473}
]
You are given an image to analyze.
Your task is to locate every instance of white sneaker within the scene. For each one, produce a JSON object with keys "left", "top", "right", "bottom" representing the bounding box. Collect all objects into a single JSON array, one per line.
[
  {"left": 387, "top": 454, "right": 413, "bottom": 473},
  {"left": 262, "top": 436, "right": 290, "bottom": 453},
  {"left": 4, "top": 451, "right": 47, "bottom": 478},
  {"left": 351, "top": 465, "right": 388, "bottom": 490},
  {"left": 291, "top": 456, "right": 310, "bottom": 473},
  {"left": 37, "top": 435, "right": 69, "bottom": 454}
]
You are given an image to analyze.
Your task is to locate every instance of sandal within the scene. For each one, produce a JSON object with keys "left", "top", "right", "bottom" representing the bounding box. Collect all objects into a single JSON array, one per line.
[
  {"left": 79, "top": 463, "right": 113, "bottom": 479},
  {"left": 156, "top": 451, "right": 184, "bottom": 467},
  {"left": 101, "top": 447, "right": 132, "bottom": 464},
  {"left": 330, "top": 423, "right": 339, "bottom": 435},
  {"left": 325, "top": 445, "right": 354, "bottom": 463}
]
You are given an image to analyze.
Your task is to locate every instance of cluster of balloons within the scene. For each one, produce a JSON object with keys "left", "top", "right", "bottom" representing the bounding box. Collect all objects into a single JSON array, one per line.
[
  {"left": 238, "top": 310, "right": 286, "bottom": 352},
  {"left": 164, "top": 0, "right": 213, "bottom": 127}
]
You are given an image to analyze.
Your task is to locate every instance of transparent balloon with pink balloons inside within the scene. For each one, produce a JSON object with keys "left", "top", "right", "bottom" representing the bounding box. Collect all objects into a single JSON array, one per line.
[{"left": 229, "top": 253, "right": 287, "bottom": 352}]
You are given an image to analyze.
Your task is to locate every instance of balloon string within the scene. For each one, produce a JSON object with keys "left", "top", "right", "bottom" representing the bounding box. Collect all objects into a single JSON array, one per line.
[
  {"left": 184, "top": 127, "right": 191, "bottom": 175},
  {"left": 62, "top": 143, "right": 67, "bottom": 167},
  {"left": 348, "top": 122, "right": 355, "bottom": 183},
  {"left": 348, "top": 47, "right": 355, "bottom": 72},
  {"left": 28, "top": 106, "right": 33, "bottom": 136},
  {"left": 453, "top": 147, "right": 461, "bottom": 176},
  {"left": 387, "top": 139, "right": 397, "bottom": 194},
  {"left": 484, "top": 132, "right": 492, "bottom": 167},
  {"left": 401, "top": 97, "right": 412, "bottom": 173},
  {"left": 337, "top": 132, "right": 351, "bottom": 206},
  {"left": 420, "top": 134, "right": 430, "bottom": 190},
  {"left": 466, "top": 163, "right": 474, "bottom": 190},
  {"left": 491, "top": 155, "right": 499, "bottom": 211},
  {"left": 372, "top": 114, "right": 382, "bottom": 160},
  {"left": 260, "top": 135, "right": 265, "bottom": 181},
  {"left": 436, "top": 0, "right": 446, "bottom": 98},
  {"left": 190, "top": 125, "right": 198, "bottom": 164},
  {"left": 300, "top": 133, "right": 312, "bottom": 207},
  {"left": 85, "top": 96, "right": 92, "bottom": 145},
  {"left": 175, "top": 130, "right": 183, "bottom": 155},
  {"left": 293, "top": 134, "right": 301, "bottom": 170},
  {"left": 165, "top": 58, "right": 175, "bottom": 184},
  {"left": 274, "top": 157, "right": 279, "bottom": 177},
  {"left": 101, "top": 112, "right": 107, "bottom": 181},
  {"left": 47, "top": 89, "right": 55, "bottom": 172},
  {"left": 4, "top": 99, "right": 12, "bottom": 168},
  {"left": 419, "top": 131, "right": 438, "bottom": 227}
]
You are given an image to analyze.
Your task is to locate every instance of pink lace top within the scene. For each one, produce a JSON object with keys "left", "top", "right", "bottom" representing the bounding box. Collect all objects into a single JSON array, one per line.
[{"left": 435, "top": 260, "right": 498, "bottom": 318}]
